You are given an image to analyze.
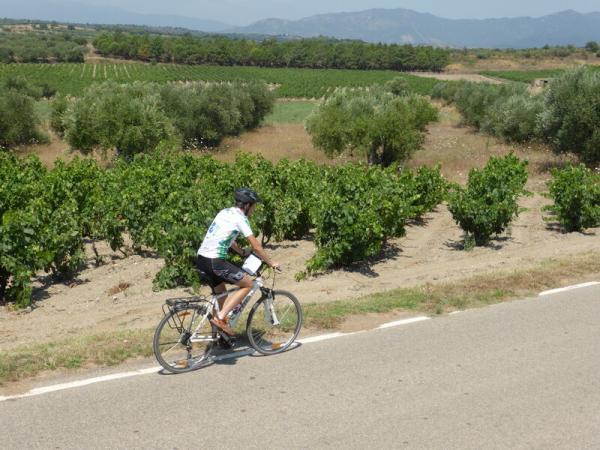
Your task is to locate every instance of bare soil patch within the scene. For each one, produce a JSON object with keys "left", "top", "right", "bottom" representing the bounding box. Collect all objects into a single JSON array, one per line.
[
  {"left": 409, "top": 72, "right": 502, "bottom": 84},
  {"left": 3, "top": 105, "right": 599, "bottom": 353},
  {"left": 16, "top": 134, "right": 73, "bottom": 168},
  {"left": 445, "top": 56, "right": 600, "bottom": 73},
  {"left": 214, "top": 123, "right": 358, "bottom": 165}
]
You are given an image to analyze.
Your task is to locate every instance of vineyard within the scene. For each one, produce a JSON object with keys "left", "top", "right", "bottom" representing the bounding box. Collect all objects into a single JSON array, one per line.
[
  {"left": 0, "top": 151, "right": 447, "bottom": 307},
  {"left": 3, "top": 145, "right": 596, "bottom": 309},
  {"left": 0, "top": 62, "right": 438, "bottom": 97}
]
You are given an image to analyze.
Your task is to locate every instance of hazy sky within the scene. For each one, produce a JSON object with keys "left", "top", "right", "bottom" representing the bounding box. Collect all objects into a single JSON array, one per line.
[{"left": 10, "top": 0, "right": 600, "bottom": 25}]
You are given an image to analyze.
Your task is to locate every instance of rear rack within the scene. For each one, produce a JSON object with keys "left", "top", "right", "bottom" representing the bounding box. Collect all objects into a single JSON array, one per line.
[{"left": 165, "top": 296, "right": 207, "bottom": 307}]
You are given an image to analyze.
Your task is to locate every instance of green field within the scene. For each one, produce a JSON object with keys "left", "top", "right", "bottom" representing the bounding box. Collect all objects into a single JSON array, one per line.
[
  {"left": 481, "top": 67, "right": 600, "bottom": 83},
  {"left": 0, "top": 62, "right": 439, "bottom": 98},
  {"left": 264, "top": 101, "right": 318, "bottom": 124},
  {"left": 481, "top": 69, "right": 565, "bottom": 83}
]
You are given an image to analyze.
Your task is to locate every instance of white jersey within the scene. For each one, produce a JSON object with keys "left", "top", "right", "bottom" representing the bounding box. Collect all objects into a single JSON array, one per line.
[{"left": 198, "top": 207, "right": 253, "bottom": 259}]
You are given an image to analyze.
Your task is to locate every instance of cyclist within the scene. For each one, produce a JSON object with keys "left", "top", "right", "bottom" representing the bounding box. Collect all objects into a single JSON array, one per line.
[{"left": 197, "top": 188, "right": 279, "bottom": 336}]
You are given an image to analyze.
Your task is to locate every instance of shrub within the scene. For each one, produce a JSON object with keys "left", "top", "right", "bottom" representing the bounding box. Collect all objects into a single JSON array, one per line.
[
  {"left": 64, "top": 82, "right": 178, "bottom": 158},
  {"left": 539, "top": 67, "right": 600, "bottom": 167},
  {"left": 384, "top": 77, "right": 410, "bottom": 96},
  {"left": 0, "top": 155, "right": 88, "bottom": 306},
  {"left": 306, "top": 87, "right": 438, "bottom": 166},
  {"left": 2, "top": 76, "right": 43, "bottom": 99},
  {"left": 543, "top": 165, "right": 600, "bottom": 232},
  {"left": 0, "top": 81, "right": 44, "bottom": 147},
  {"left": 50, "top": 94, "right": 70, "bottom": 136},
  {"left": 585, "top": 41, "right": 599, "bottom": 53},
  {"left": 448, "top": 154, "right": 529, "bottom": 248},
  {"left": 157, "top": 81, "right": 274, "bottom": 148},
  {"left": 431, "top": 81, "right": 466, "bottom": 104},
  {"left": 410, "top": 165, "right": 448, "bottom": 216},
  {"left": 453, "top": 82, "right": 527, "bottom": 130},
  {"left": 481, "top": 93, "right": 544, "bottom": 143},
  {"left": 305, "top": 163, "right": 445, "bottom": 273},
  {"left": 434, "top": 80, "right": 545, "bottom": 145}
]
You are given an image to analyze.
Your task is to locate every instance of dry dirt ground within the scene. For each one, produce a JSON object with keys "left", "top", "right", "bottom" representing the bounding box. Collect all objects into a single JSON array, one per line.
[
  {"left": 445, "top": 55, "right": 600, "bottom": 73},
  {"left": 2, "top": 106, "right": 599, "bottom": 352},
  {"left": 409, "top": 72, "right": 503, "bottom": 84}
]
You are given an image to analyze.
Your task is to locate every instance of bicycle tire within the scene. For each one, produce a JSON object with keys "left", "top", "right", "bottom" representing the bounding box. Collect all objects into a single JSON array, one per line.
[
  {"left": 153, "top": 303, "right": 216, "bottom": 373},
  {"left": 246, "top": 290, "right": 303, "bottom": 355}
]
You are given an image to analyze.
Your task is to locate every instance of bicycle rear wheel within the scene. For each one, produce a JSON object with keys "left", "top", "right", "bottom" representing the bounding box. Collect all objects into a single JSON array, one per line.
[
  {"left": 153, "top": 302, "right": 216, "bottom": 373},
  {"left": 246, "top": 290, "right": 303, "bottom": 355}
]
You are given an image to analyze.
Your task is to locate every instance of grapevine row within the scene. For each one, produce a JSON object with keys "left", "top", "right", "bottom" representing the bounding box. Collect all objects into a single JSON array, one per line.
[
  {"left": 0, "top": 152, "right": 446, "bottom": 307},
  {"left": 0, "top": 62, "right": 439, "bottom": 98}
]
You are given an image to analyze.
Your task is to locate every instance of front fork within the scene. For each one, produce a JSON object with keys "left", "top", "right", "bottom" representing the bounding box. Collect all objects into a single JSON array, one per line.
[{"left": 263, "top": 291, "right": 280, "bottom": 326}]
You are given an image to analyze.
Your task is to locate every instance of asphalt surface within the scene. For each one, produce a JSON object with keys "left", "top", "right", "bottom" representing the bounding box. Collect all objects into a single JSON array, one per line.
[{"left": 1, "top": 285, "right": 599, "bottom": 449}]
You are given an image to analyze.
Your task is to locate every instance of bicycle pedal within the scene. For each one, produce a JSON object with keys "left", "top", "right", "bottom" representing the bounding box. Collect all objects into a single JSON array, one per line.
[{"left": 217, "top": 334, "right": 236, "bottom": 349}]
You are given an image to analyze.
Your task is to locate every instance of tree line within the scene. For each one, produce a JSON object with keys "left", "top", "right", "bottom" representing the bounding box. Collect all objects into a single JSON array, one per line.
[
  {"left": 51, "top": 80, "right": 275, "bottom": 157},
  {"left": 431, "top": 67, "right": 600, "bottom": 168},
  {"left": 0, "top": 31, "right": 88, "bottom": 63},
  {"left": 92, "top": 32, "right": 450, "bottom": 72}
]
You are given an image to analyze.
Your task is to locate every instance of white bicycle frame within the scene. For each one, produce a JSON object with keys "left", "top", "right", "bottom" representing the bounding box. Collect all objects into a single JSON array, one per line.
[{"left": 189, "top": 275, "right": 280, "bottom": 343}]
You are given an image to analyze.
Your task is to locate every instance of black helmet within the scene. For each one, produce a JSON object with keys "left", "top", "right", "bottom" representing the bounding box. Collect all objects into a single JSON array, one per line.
[{"left": 234, "top": 188, "right": 261, "bottom": 205}]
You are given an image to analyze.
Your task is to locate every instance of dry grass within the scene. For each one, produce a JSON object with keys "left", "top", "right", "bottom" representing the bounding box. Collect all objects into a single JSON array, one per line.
[
  {"left": 407, "top": 102, "right": 573, "bottom": 185},
  {"left": 0, "top": 329, "right": 153, "bottom": 383},
  {"left": 446, "top": 56, "right": 600, "bottom": 73},
  {"left": 303, "top": 251, "right": 600, "bottom": 328},
  {"left": 213, "top": 123, "right": 358, "bottom": 165}
]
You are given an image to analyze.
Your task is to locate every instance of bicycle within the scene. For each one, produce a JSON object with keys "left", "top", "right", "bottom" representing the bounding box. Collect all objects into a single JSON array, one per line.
[{"left": 153, "top": 257, "right": 303, "bottom": 373}]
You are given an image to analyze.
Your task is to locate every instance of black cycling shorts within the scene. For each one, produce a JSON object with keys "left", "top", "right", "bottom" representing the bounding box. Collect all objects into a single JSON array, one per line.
[{"left": 196, "top": 255, "right": 246, "bottom": 287}]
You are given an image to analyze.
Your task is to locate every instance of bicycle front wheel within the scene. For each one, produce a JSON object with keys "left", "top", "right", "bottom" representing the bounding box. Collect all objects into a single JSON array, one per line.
[
  {"left": 153, "top": 303, "right": 216, "bottom": 373},
  {"left": 246, "top": 290, "right": 303, "bottom": 355}
]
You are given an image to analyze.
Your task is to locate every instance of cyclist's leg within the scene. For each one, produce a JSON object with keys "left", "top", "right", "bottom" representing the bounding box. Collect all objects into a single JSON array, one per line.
[
  {"left": 208, "top": 259, "right": 253, "bottom": 334},
  {"left": 212, "top": 282, "right": 227, "bottom": 311},
  {"left": 218, "top": 274, "right": 252, "bottom": 319}
]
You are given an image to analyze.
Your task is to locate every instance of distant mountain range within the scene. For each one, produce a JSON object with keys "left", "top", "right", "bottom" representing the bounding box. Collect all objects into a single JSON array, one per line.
[
  {"left": 2, "top": 2, "right": 600, "bottom": 48},
  {"left": 232, "top": 9, "right": 600, "bottom": 48},
  {"left": 0, "top": 0, "right": 229, "bottom": 32}
]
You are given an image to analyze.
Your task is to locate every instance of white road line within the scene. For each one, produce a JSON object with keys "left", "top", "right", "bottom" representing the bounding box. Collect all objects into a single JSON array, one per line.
[
  {"left": 0, "top": 315, "right": 425, "bottom": 403},
  {"left": 539, "top": 282, "right": 600, "bottom": 297},
  {"left": 377, "top": 316, "right": 430, "bottom": 329},
  {"left": 297, "top": 332, "right": 356, "bottom": 344},
  {"left": 5, "top": 281, "right": 599, "bottom": 403},
  {"left": 0, "top": 367, "right": 161, "bottom": 402}
]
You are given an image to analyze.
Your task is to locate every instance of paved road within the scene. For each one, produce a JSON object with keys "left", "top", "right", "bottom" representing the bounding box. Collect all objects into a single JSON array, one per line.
[{"left": 1, "top": 285, "right": 599, "bottom": 449}]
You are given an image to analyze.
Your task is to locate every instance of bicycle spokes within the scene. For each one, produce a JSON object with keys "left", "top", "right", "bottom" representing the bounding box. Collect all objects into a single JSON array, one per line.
[
  {"left": 153, "top": 302, "right": 217, "bottom": 373},
  {"left": 247, "top": 291, "right": 303, "bottom": 355}
]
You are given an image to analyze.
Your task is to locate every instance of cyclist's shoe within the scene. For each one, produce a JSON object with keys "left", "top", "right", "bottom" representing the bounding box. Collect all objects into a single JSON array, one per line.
[{"left": 210, "top": 317, "right": 235, "bottom": 336}]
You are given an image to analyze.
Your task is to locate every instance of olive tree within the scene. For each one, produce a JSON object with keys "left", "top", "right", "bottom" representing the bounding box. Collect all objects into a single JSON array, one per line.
[
  {"left": 64, "top": 82, "right": 179, "bottom": 158},
  {"left": 0, "top": 78, "right": 45, "bottom": 147},
  {"left": 306, "top": 87, "right": 438, "bottom": 166},
  {"left": 539, "top": 68, "right": 600, "bottom": 167}
]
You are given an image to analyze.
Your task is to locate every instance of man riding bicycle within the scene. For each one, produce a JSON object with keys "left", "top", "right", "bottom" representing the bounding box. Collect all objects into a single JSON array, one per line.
[{"left": 197, "top": 188, "right": 279, "bottom": 336}]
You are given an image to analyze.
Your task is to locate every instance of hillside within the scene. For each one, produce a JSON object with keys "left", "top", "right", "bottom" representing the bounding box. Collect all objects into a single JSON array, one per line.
[
  {"left": 0, "top": 0, "right": 230, "bottom": 32},
  {"left": 232, "top": 9, "right": 600, "bottom": 48}
]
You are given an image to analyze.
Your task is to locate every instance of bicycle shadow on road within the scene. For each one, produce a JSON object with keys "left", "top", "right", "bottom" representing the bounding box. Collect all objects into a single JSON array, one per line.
[
  {"left": 213, "top": 337, "right": 302, "bottom": 366},
  {"left": 156, "top": 338, "right": 302, "bottom": 375}
]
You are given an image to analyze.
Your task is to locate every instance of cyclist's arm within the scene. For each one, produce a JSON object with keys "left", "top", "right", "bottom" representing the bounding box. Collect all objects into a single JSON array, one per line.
[
  {"left": 230, "top": 241, "right": 248, "bottom": 257},
  {"left": 247, "top": 235, "right": 279, "bottom": 269}
]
